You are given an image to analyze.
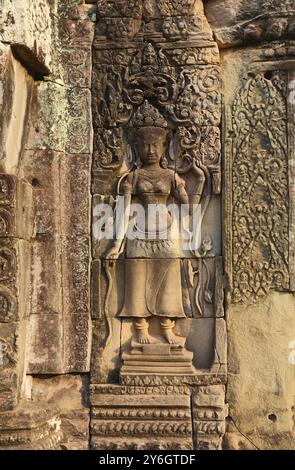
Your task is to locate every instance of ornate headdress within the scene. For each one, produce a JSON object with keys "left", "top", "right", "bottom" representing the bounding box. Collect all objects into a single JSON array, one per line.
[{"left": 131, "top": 100, "right": 168, "bottom": 129}]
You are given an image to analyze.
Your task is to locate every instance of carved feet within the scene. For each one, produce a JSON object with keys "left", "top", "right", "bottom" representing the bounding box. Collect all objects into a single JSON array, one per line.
[
  {"left": 135, "top": 319, "right": 150, "bottom": 344},
  {"left": 160, "top": 319, "right": 177, "bottom": 344},
  {"left": 135, "top": 318, "right": 179, "bottom": 344}
]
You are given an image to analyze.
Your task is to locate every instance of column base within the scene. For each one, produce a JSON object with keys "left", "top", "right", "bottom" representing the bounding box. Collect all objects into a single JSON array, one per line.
[
  {"left": 120, "top": 340, "right": 197, "bottom": 380},
  {"left": 0, "top": 402, "right": 62, "bottom": 450}
]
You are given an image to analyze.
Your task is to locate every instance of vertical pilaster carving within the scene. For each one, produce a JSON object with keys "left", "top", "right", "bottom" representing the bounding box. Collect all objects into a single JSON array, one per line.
[
  {"left": 0, "top": 174, "right": 32, "bottom": 411},
  {"left": 227, "top": 71, "right": 292, "bottom": 303}
]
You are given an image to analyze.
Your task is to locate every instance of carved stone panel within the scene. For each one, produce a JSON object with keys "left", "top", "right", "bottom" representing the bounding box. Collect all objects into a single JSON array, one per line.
[
  {"left": 192, "top": 385, "right": 227, "bottom": 450},
  {"left": 90, "top": 0, "right": 225, "bottom": 451},
  {"left": 0, "top": 175, "right": 32, "bottom": 411},
  {"left": 90, "top": 384, "right": 193, "bottom": 450},
  {"left": 223, "top": 49, "right": 295, "bottom": 303}
]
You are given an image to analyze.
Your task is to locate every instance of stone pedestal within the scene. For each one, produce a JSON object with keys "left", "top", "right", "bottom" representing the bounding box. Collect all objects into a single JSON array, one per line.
[
  {"left": 120, "top": 341, "right": 197, "bottom": 379},
  {"left": 90, "top": 385, "right": 193, "bottom": 450},
  {"left": 90, "top": 383, "right": 227, "bottom": 450}
]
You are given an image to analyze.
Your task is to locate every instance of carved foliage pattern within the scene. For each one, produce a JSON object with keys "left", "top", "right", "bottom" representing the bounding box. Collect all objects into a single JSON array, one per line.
[
  {"left": 92, "top": 44, "right": 221, "bottom": 187},
  {"left": 0, "top": 175, "right": 22, "bottom": 409},
  {"left": 231, "top": 72, "right": 289, "bottom": 303},
  {"left": 95, "top": 0, "right": 211, "bottom": 41}
]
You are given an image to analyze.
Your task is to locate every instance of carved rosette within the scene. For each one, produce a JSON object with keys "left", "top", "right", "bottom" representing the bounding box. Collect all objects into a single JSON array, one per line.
[{"left": 0, "top": 175, "right": 33, "bottom": 411}]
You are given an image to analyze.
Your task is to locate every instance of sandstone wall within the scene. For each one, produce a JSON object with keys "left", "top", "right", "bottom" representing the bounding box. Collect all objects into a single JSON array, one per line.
[
  {"left": 0, "top": 0, "right": 95, "bottom": 449},
  {"left": 0, "top": 0, "right": 293, "bottom": 451},
  {"left": 206, "top": 0, "right": 295, "bottom": 450}
]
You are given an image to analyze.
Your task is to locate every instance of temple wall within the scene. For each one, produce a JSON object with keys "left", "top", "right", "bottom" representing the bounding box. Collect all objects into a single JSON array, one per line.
[
  {"left": 206, "top": 0, "right": 295, "bottom": 450},
  {"left": 0, "top": 0, "right": 293, "bottom": 451}
]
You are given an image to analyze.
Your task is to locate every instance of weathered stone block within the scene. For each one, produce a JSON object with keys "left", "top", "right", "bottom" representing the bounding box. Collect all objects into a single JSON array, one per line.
[
  {"left": 192, "top": 385, "right": 227, "bottom": 450},
  {"left": 226, "top": 292, "right": 295, "bottom": 449},
  {"left": 30, "top": 374, "right": 90, "bottom": 450},
  {"left": 59, "top": 19, "right": 95, "bottom": 48},
  {"left": 26, "top": 82, "right": 67, "bottom": 152},
  {"left": 0, "top": 0, "right": 54, "bottom": 68},
  {"left": 90, "top": 384, "right": 193, "bottom": 450},
  {"left": 19, "top": 150, "right": 62, "bottom": 236},
  {"left": 0, "top": 174, "right": 33, "bottom": 240},
  {"left": 0, "top": 402, "right": 62, "bottom": 450},
  {"left": 30, "top": 233, "right": 62, "bottom": 316},
  {"left": 27, "top": 313, "right": 64, "bottom": 374}
]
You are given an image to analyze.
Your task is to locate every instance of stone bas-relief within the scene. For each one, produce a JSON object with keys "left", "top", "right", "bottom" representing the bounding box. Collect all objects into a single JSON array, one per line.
[
  {"left": 103, "top": 101, "right": 207, "bottom": 378},
  {"left": 230, "top": 72, "right": 290, "bottom": 303},
  {"left": 205, "top": 0, "right": 295, "bottom": 48},
  {"left": 0, "top": 0, "right": 294, "bottom": 452},
  {"left": 90, "top": 0, "right": 226, "bottom": 450},
  {"left": 222, "top": 40, "right": 295, "bottom": 448}
]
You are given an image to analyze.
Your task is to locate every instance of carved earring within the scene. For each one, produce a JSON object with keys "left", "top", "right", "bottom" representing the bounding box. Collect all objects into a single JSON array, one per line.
[{"left": 160, "top": 154, "right": 168, "bottom": 169}]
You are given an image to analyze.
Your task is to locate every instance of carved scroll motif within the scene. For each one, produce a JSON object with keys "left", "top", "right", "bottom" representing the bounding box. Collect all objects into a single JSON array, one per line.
[
  {"left": 92, "top": 43, "right": 221, "bottom": 189},
  {"left": 230, "top": 72, "right": 290, "bottom": 303},
  {"left": 95, "top": 0, "right": 212, "bottom": 41}
]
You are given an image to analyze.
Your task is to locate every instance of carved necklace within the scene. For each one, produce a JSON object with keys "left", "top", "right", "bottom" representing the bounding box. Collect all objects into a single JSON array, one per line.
[{"left": 139, "top": 168, "right": 166, "bottom": 183}]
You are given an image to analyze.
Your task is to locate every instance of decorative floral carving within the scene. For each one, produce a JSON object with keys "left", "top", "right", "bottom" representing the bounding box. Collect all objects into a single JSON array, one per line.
[
  {"left": 161, "top": 46, "right": 219, "bottom": 66},
  {"left": 158, "top": 0, "right": 197, "bottom": 17},
  {"left": 230, "top": 72, "right": 290, "bottom": 303},
  {"left": 92, "top": 45, "right": 220, "bottom": 130},
  {"left": 97, "top": 0, "right": 143, "bottom": 18},
  {"left": 93, "top": 129, "right": 125, "bottom": 170},
  {"left": 0, "top": 175, "right": 15, "bottom": 206},
  {"left": 0, "top": 288, "right": 17, "bottom": 322},
  {"left": 163, "top": 15, "right": 205, "bottom": 40}
]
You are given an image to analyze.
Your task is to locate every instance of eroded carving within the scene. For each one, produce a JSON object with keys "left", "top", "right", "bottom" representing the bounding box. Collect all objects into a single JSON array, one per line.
[
  {"left": 229, "top": 72, "right": 290, "bottom": 303},
  {"left": 104, "top": 102, "right": 206, "bottom": 353},
  {"left": 90, "top": 0, "right": 225, "bottom": 452}
]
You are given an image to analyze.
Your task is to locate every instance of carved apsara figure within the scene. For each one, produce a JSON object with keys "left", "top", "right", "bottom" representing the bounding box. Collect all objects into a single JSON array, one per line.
[{"left": 106, "top": 101, "right": 205, "bottom": 344}]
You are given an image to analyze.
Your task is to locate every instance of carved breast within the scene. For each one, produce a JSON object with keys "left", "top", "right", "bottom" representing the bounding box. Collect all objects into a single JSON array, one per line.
[{"left": 135, "top": 169, "right": 172, "bottom": 195}]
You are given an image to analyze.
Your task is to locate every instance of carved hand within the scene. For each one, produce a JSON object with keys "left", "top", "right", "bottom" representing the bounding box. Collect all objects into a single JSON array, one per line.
[{"left": 105, "top": 245, "right": 121, "bottom": 259}]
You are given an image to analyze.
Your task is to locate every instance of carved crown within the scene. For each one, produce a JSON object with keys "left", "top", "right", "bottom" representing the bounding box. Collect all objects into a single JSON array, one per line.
[{"left": 131, "top": 100, "right": 168, "bottom": 128}]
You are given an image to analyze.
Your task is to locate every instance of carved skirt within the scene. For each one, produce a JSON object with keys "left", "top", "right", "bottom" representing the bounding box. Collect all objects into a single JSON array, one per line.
[{"left": 119, "top": 256, "right": 186, "bottom": 319}]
